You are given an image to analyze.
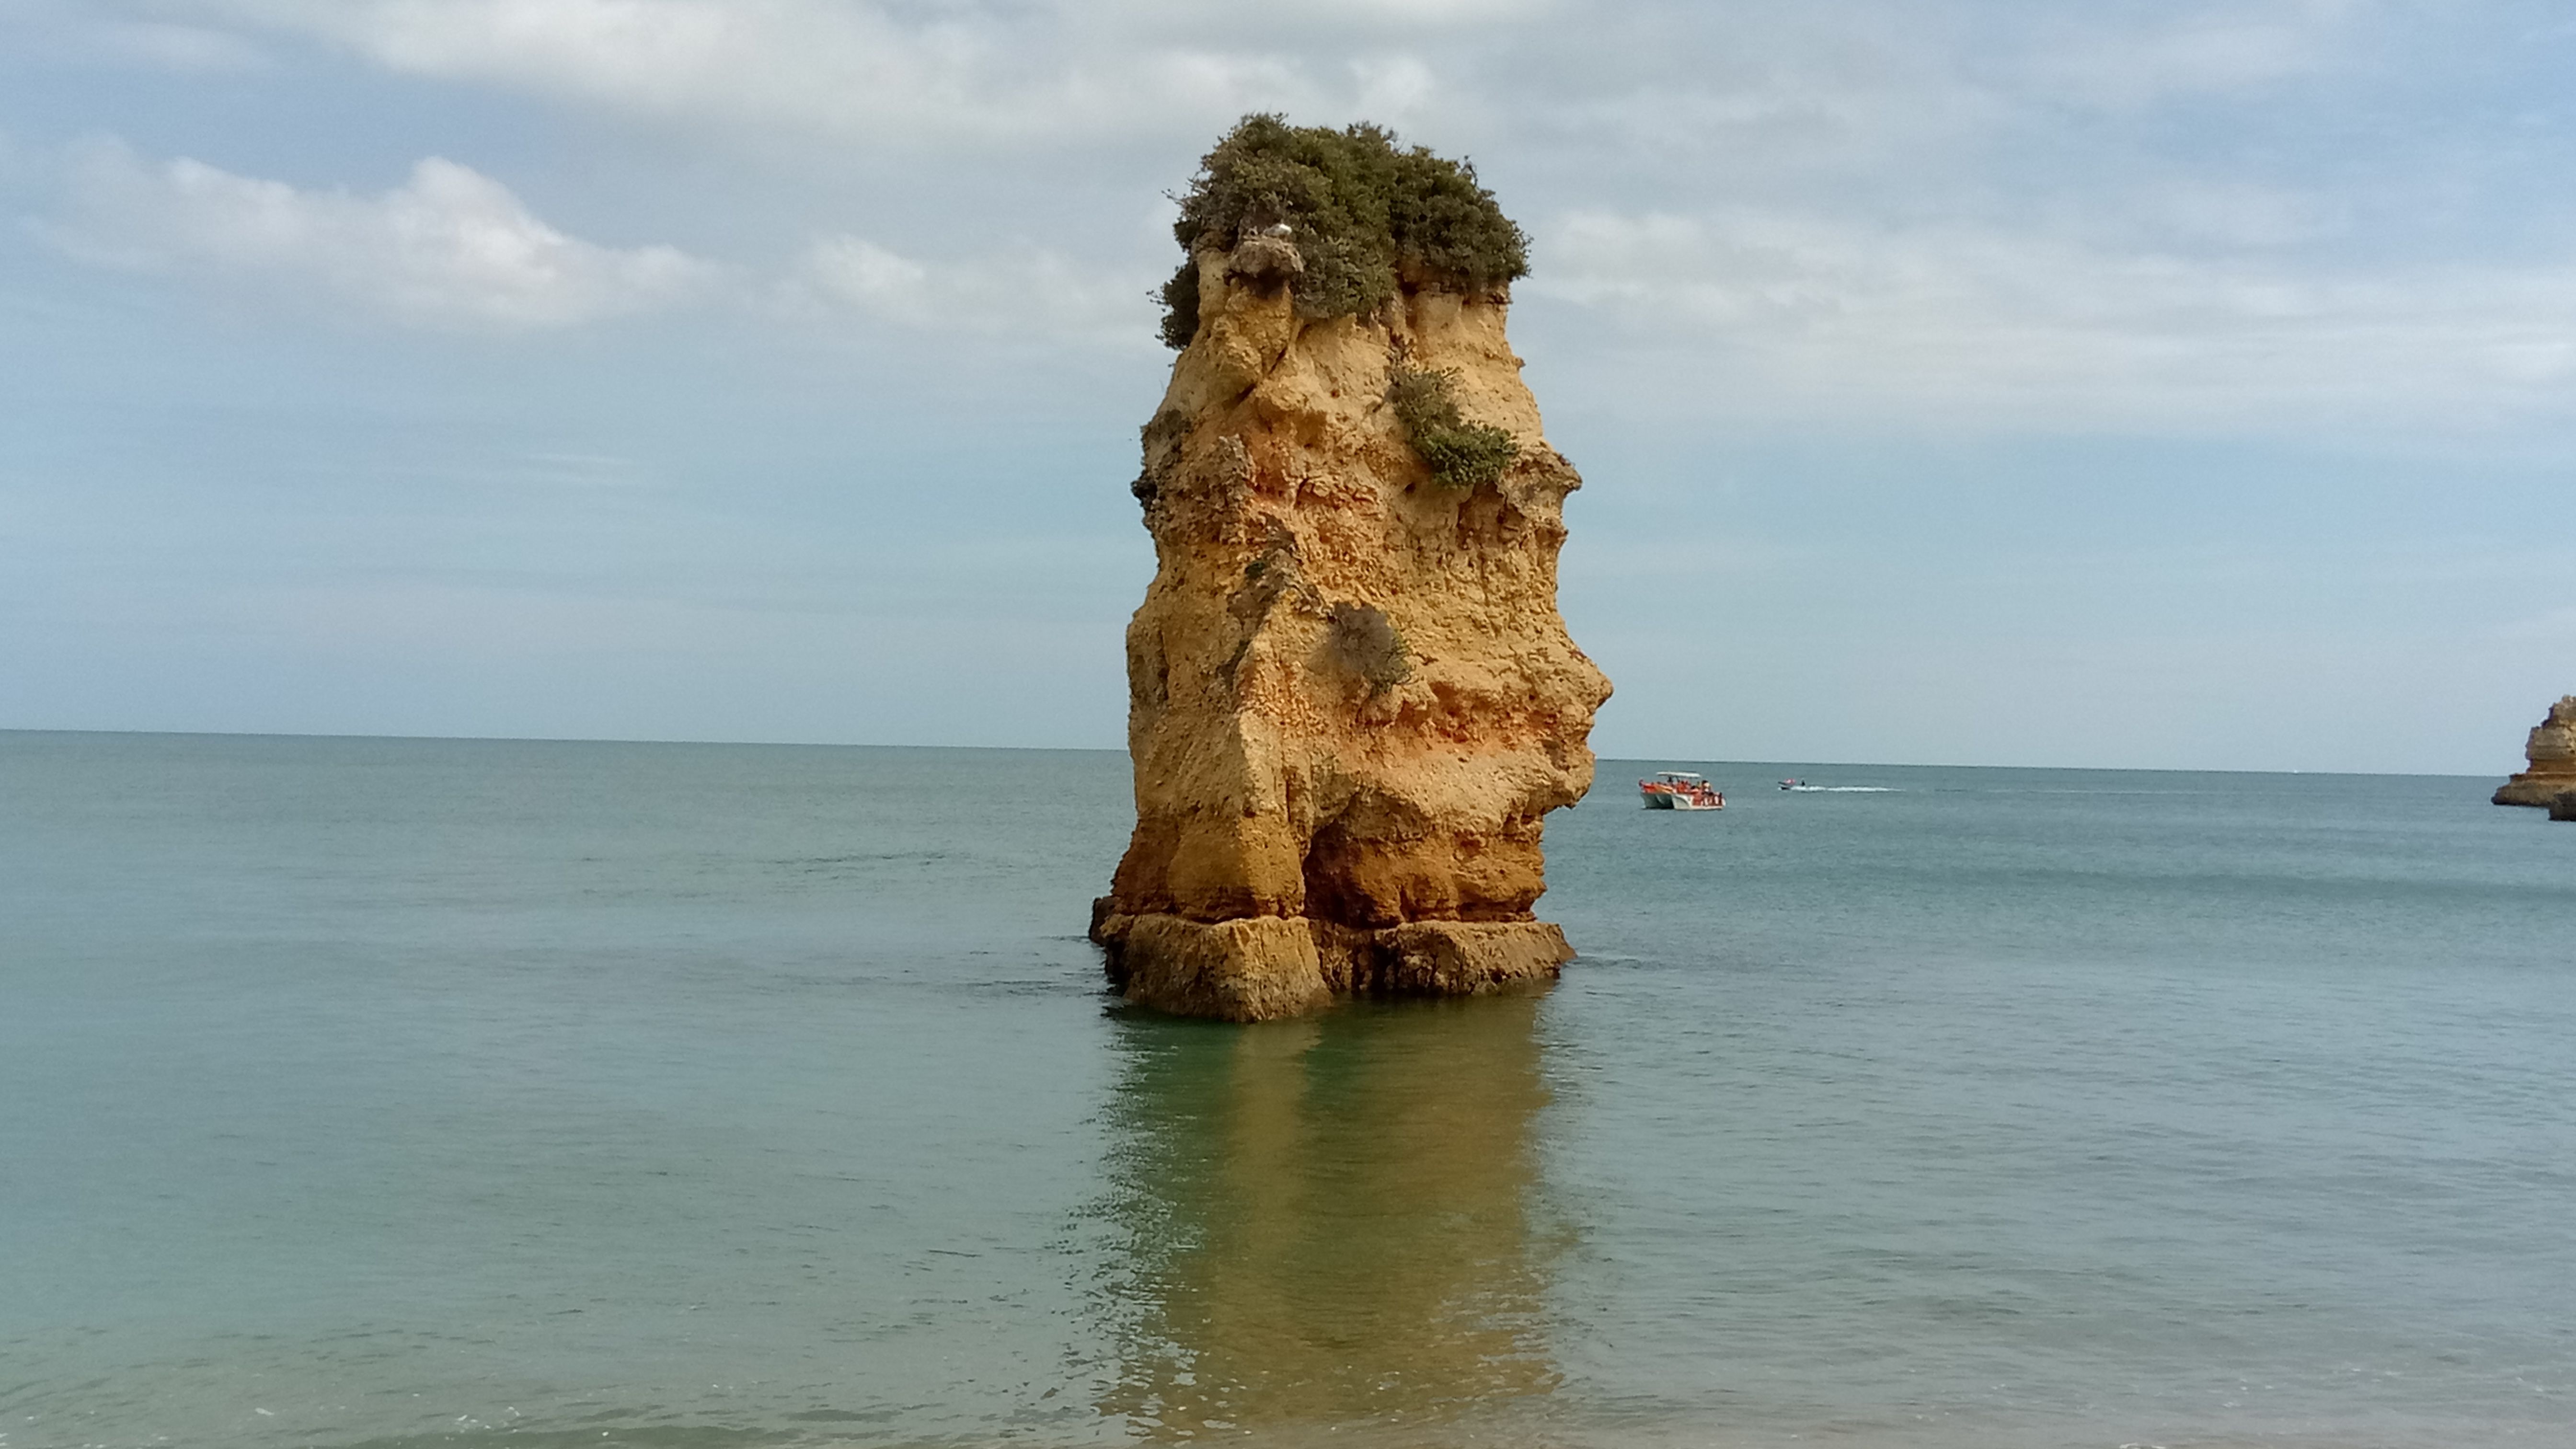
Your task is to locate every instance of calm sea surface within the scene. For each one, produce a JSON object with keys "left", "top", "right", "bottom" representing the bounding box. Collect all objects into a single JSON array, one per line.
[{"left": 4, "top": 731, "right": 2572, "bottom": 1449}]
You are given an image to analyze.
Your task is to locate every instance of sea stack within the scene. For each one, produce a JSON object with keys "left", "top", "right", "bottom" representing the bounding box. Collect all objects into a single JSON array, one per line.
[
  {"left": 1090, "top": 117, "right": 1610, "bottom": 1022},
  {"left": 2492, "top": 695, "right": 2576, "bottom": 807}
]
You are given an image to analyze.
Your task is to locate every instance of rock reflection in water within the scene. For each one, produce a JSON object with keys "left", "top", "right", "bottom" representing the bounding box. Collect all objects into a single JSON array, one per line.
[{"left": 1095, "top": 993, "right": 1561, "bottom": 1439}]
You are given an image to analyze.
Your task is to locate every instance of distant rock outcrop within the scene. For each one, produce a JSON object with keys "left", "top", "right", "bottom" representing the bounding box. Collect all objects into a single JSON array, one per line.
[
  {"left": 2493, "top": 696, "right": 2576, "bottom": 807},
  {"left": 1090, "top": 118, "right": 1609, "bottom": 1021}
]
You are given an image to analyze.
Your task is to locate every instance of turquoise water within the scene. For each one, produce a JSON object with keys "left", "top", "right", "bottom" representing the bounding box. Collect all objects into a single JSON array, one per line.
[{"left": 4, "top": 731, "right": 2572, "bottom": 1449}]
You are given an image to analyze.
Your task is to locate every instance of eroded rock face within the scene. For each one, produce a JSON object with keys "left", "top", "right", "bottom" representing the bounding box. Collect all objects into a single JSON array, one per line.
[
  {"left": 2494, "top": 696, "right": 2576, "bottom": 807},
  {"left": 1090, "top": 244, "right": 1609, "bottom": 1020}
]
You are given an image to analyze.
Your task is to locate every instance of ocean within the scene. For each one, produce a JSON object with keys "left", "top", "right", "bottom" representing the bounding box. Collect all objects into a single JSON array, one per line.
[{"left": 3, "top": 730, "right": 2571, "bottom": 1449}]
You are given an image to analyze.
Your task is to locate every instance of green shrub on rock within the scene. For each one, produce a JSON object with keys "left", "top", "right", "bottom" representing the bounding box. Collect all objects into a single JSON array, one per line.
[
  {"left": 1159, "top": 115, "right": 1529, "bottom": 348},
  {"left": 1387, "top": 367, "right": 1517, "bottom": 491},
  {"left": 1156, "top": 256, "right": 1200, "bottom": 352}
]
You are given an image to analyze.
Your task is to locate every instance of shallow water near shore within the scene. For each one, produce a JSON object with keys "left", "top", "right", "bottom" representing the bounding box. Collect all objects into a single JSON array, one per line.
[{"left": 4, "top": 731, "right": 2573, "bottom": 1449}]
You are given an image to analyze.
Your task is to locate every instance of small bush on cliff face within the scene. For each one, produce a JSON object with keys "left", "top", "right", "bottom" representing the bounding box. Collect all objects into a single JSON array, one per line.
[
  {"left": 1387, "top": 366, "right": 1516, "bottom": 490},
  {"left": 1156, "top": 256, "right": 1200, "bottom": 351},
  {"left": 1132, "top": 407, "right": 1190, "bottom": 507},
  {"left": 1326, "top": 602, "right": 1412, "bottom": 692},
  {"left": 1157, "top": 115, "right": 1530, "bottom": 348}
]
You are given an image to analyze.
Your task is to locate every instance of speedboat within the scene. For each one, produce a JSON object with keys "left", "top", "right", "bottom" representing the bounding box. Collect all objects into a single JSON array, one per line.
[{"left": 1640, "top": 771, "right": 1724, "bottom": 810}]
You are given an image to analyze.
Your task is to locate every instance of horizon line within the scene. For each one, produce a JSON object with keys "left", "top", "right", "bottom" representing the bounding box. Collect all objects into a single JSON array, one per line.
[{"left": 0, "top": 725, "right": 2494, "bottom": 781}]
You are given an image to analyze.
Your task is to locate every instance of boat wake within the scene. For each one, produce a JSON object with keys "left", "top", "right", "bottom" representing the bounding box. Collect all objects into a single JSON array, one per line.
[{"left": 1785, "top": 785, "right": 1896, "bottom": 793}]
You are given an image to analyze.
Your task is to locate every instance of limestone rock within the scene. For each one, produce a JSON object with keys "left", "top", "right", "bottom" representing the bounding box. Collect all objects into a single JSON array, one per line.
[
  {"left": 1103, "top": 914, "right": 1331, "bottom": 1022},
  {"left": 2549, "top": 790, "right": 2576, "bottom": 823},
  {"left": 2493, "top": 695, "right": 2576, "bottom": 807},
  {"left": 1092, "top": 230, "right": 1608, "bottom": 1022}
]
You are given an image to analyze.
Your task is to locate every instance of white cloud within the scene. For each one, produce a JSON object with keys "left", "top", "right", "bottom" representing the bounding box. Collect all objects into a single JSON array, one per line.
[
  {"left": 1527, "top": 207, "right": 2576, "bottom": 429},
  {"left": 1134, "top": 0, "right": 1552, "bottom": 26},
  {"left": 0, "top": 5, "right": 268, "bottom": 75},
  {"left": 86, "top": 20, "right": 275, "bottom": 71},
  {"left": 2127, "top": 181, "right": 2339, "bottom": 249},
  {"left": 167, "top": 0, "right": 1468, "bottom": 146},
  {"left": 40, "top": 139, "right": 719, "bottom": 331},
  {"left": 2018, "top": 0, "right": 2359, "bottom": 109},
  {"left": 796, "top": 235, "right": 1157, "bottom": 349},
  {"left": 30, "top": 0, "right": 2574, "bottom": 427}
]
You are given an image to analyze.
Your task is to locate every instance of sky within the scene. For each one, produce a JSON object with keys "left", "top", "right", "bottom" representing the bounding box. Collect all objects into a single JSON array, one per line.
[{"left": 2, "top": 0, "right": 2572, "bottom": 773}]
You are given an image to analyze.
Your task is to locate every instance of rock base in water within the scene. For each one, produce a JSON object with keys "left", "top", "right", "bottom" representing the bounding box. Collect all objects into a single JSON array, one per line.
[
  {"left": 2550, "top": 791, "right": 2576, "bottom": 822},
  {"left": 2495, "top": 695, "right": 2576, "bottom": 806},
  {"left": 1094, "top": 908, "right": 1571, "bottom": 1022},
  {"left": 2498, "top": 778, "right": 2576, "bottom": 807}
]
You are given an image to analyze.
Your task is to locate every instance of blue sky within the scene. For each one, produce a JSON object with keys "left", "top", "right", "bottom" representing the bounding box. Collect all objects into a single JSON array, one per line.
[{"left": 2, "top": 0, "right": 2571, "bottom": 772}]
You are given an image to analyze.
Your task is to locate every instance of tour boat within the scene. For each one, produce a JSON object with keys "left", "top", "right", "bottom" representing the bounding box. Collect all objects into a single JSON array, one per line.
[{"left": 1639, "top": 771, "right": 1724, "bottom": 810}]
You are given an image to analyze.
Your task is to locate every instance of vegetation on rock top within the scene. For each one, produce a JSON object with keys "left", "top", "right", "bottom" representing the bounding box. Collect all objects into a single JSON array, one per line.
[{"left": 1159, "top": 115, "right": 1530, "bottom": 349}]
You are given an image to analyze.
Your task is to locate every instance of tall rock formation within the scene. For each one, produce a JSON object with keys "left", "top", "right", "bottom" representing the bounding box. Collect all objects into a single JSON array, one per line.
[
  {"left": 1091, "top": 118, "right": 1609, "bottom": 1021},
  {"left": 2494, "top": 695, "right": 2576, "bottom": 807}
]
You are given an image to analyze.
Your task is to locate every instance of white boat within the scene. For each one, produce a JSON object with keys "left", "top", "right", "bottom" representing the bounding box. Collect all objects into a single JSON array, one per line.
[{"left": 1639, "top": 771, "right": 1724, "bottom": 810}]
